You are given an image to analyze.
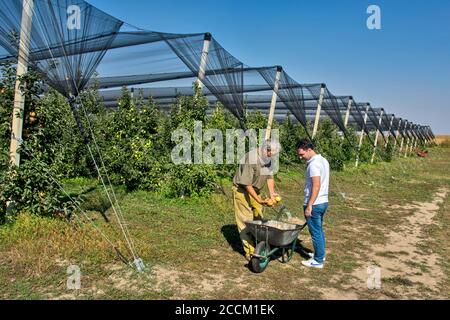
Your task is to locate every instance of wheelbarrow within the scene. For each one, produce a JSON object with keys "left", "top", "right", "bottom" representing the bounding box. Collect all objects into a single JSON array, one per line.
[{"left": 245, "top": 219, "right": 308, "bottom": 273}]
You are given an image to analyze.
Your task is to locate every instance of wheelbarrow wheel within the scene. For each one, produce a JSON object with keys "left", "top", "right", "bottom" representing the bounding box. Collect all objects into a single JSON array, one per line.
[{"left": 251, "top": 241, "right": 270, "bottom": 273}]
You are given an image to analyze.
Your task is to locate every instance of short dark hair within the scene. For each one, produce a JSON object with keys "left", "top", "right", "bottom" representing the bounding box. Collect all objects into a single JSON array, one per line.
[{"left": 296, "top": 139, "right": 315, "bottom": 151}]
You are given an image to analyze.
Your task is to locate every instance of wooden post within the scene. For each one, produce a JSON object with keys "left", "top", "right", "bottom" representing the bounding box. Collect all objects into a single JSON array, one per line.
[
  {"left": 370, "top": 108, "right": 384, "bottom": 164},
  {"left": 265, "top": 66, "right": 282, "bottom": 141},
  {"left": 355, "top": 104, "right": 370, "bottom": 167},
  {"left": 9, "top": 0, "right": 34, "bottom": 167},
  {"left": 312, "top": 84, "right": 326, "bottom": 139},
  {"left": 384, "top": 115, "right": 394, "bottom": 148},
  {"left": 197, "top": 33, "right": 212, "bottom": 89}
]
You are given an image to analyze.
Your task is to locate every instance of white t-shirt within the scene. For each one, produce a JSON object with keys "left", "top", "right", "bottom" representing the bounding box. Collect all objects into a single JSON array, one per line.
[{"left": 304, "top": 154, "right": 330, "bottom": 205}]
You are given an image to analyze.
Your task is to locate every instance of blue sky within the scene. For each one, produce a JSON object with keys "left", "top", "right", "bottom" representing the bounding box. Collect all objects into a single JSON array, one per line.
[{"left": 88, "top": 0, "right": 450, "bottom": 134}]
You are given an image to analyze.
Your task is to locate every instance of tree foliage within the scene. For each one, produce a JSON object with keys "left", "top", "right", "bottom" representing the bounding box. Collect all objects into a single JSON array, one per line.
[{"left": 0, "top": 63, "right": 411, "bottom": 221}]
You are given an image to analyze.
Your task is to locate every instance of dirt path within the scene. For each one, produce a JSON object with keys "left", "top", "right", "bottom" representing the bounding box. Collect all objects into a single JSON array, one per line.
[
  {"left": 48, "top": 187, "right": 448, "bottom": 300},
  {"left": 322, "top": 187, "right": 448, "bottom": 299},
  {"left": 97, "top": 187, "right": 449, "bottom": 300}
]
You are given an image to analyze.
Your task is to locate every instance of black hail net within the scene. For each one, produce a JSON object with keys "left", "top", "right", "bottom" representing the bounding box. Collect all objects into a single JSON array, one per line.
[
  {"left": 0, "top": 0, "right": 124, "bottom": 98},
  {"left": 349, "top": 103, "right": 374, "bottom": 145},
  {"left": 163, "top": 33, "right": 246, "bottom": 127},
  {"left": 257, "top": 67, "right": 310, "bottom": 134},
  {"left": 381, "top": 113, "right": 398, "bottom": 143},
  {"left": 366, "top": 106, "right": 387, "bottom": 144},
  {"left": 0, "top": 0, "right": 432, "bottom": 141}
]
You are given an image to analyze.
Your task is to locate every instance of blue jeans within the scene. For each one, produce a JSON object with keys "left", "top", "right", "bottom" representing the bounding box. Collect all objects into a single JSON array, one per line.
[{"left": 304, "top": 203, "right": 328, "bottom": 264}]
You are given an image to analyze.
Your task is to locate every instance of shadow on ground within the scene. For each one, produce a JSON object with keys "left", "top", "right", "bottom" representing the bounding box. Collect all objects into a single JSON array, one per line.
[
  {"left": 221, "top": 224, "right": 245, "bottom": 256},
  {"left": 221, "top": 224, "right": 313, "bottom": 260}
]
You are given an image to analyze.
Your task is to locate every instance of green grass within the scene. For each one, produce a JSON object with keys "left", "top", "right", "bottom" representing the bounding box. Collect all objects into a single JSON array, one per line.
[
  {"left": 383, "top": 276, "right": 415, "bottom": 287},
  {"left": 0, "top": 146, "right": 449, "bottom": 299}
]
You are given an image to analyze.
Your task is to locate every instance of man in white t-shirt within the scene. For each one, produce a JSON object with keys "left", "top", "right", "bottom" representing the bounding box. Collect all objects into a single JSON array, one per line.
[{"left": 296, "top": 139, "right": 330, "bottom": 269}]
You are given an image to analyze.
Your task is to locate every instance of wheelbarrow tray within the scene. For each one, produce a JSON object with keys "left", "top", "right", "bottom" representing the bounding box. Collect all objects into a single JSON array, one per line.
[{"left": 245, "top": 220, "right": 304, "bottom": 247}]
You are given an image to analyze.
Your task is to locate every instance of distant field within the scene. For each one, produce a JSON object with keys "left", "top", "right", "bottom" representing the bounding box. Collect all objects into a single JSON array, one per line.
[{"left": 436, "top": 135, "right": 450, "bottom": 145}]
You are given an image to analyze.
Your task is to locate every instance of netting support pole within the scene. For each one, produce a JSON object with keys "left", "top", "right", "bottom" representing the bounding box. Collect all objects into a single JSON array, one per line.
[
  {"left": 197, "top": 33, "right": 212, "bottom": 90},
  {"left": 371, "top": 109, "right": 384, "bottom": 164},
  {"left": 409, "top": 126, "right": 414, "bottom": 155},
  {"left": 425, "top": 127, "right": 430, "bottom": 145},
  {"left": 312, "top": 84, "right": 326, "bottom": 139},
  {"left": 265, "top": 66, "right": 282, "bottom": 141},
  {"left": 416, "top": 126, "right": 420, "bottom": 148},
  {"left": 408, "top": 127, "right": 414, "bottom": 156},
  {"left": 416, "top": 128, "right": 422, "bottom": 147},
  {"left": 422, "top": 127, "right": 426, "bottom": 145},
  {"left": 355, "top": 104, "right": 370, "bottom": 167},
  {"left": 399, "top": 121, "right": 407, "bottom": 153},
  {"left": 414, "top": 133, "right": 419, "bottom": 149},
  {"left": 422, "top": 131, "right": 426, "bottom": 146},
  {"left": 406, "top": 123, "right": 413, "bottom": 158},
  {"left": 394, "top": 119, "right": 402, "bottom": 149},
  {"left": 411, "top": 125, "right": 417, "bottom": 153},
  {"left": 419, "top": 127, "right": 424, "bottom": 146},
  {"left": 9, "top": 0, "right": 34, "bottom": 167},
  {"left": 404, "top": 122, "right": 410, "bottom": 158},
  {"left": 418, "top": 127, "right": 422, "bottom": 146},
  {"left": 432, "top": 128, "right": 437, "bottom": 145},
  {"left": 385, "top": 115, "right": 395, "bottom": 148},
  {"left": 342, "top": 96, "right": 353, "bottom": 140}
]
